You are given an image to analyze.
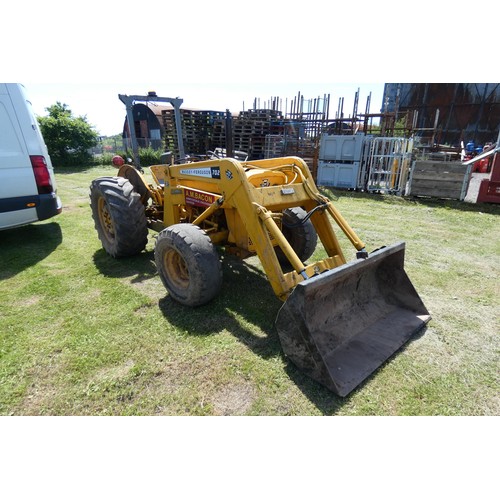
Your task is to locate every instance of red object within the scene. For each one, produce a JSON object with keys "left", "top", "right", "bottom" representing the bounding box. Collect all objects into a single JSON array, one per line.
[
  {"left": 477, "top": 158, "right": 491, "bottom": 173},
  {"left": 477, "top": 153, "right": 500, "bottom": 203},
  {"left": 112, "top": 155, "right": 125, "bottom": 167},
  {"left": 30, "top": 155, "right": 54, "bottom": 194}
]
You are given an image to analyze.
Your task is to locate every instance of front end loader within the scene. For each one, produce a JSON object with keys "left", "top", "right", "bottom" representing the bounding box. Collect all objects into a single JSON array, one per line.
[{"left": 90, "top": 155, "right": 430, "bottom": 396}]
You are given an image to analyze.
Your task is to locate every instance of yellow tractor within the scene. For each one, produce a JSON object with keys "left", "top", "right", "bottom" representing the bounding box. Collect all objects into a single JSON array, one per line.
[{"left": 90, "top": 154, "right": 430, "bottom": 396}]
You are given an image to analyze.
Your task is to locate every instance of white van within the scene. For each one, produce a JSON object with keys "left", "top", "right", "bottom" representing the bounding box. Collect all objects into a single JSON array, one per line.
[{"left": 0, "top": 83, "right": 62, "bottom": 230}]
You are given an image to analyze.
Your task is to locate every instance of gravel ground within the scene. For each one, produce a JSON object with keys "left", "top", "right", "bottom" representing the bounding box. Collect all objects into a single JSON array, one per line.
[{"left": 464, "top": 172, "right": 490, "bottom": 203}]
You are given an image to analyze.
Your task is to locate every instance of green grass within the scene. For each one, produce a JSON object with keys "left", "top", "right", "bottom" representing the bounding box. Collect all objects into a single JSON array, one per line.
[{"left": 1, "top": 166, "right": 499, "bottom": 415}]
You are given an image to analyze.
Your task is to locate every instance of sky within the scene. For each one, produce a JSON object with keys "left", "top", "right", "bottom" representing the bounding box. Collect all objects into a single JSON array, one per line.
[
  {"left": 5, "top": 3, "right": 494, "bottom": 139},
  {"left": 23, "top": 82, "right": 386, "bottom": 137}
]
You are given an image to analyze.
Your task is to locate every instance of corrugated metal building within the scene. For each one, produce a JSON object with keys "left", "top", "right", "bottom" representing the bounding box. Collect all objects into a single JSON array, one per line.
[{"left": 383, "top": 83, "right": 500, "bottom": 147}]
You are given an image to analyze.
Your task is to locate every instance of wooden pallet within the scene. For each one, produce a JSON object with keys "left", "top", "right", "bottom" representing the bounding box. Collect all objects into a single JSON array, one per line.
[{"left": 162, "top": 109, "right": 226, "bottom": 156}]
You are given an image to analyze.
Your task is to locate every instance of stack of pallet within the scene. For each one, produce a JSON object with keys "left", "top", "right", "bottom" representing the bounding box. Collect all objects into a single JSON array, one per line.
[
  {"left": 211, "top": 117, "right": 227, "bottom": 152},
  {"left": 161, "top": 109, "right": 226, "bottom": 157},
  {"left": 209, "top": 109, "right": 284, "bottom": 159},
  {"left": 161, "top": 106, "right": 316, "bottom": 163},
  {"left": 232, "top": 109, "right": 283, "bottom": 159}
]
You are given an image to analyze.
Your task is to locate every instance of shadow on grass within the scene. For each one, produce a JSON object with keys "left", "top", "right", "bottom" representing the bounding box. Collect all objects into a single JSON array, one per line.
[
  {"left": 0, "top": 221, "right": 62, "bottom": 279},
  {"left": 158, "top": 255, "right": 283, "bottom": 360},
  {"left": 92, "top": 248, "right": 157, "bottom": 283},
  {"left": 91, "top": 248, "right": 283, "bottom": 361},
  {"left": 157, "top": 254, "right": 354, "bottom": 414},
  {"left": 93, "top": 246, "right": 430, "bottom": 414}
]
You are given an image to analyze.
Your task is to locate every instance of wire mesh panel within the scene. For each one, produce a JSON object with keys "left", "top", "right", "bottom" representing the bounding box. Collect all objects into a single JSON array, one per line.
[
  {"left": 264, "top": 135, "right": 285, "bottom": 158},
  {"left": 366, "top": 137, "right": 413, "bottom": 194}
]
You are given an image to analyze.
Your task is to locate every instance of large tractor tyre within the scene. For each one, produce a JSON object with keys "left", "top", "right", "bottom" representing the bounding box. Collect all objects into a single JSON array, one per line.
[
  {"left": 90, "top": 176, "right": 148, "bottom": 258},
  {"left": 276, "top": 207, "right": 318, "bottom": 264},
  {"left": 154, "top": 223, "right": 222, "bottom": 307}
]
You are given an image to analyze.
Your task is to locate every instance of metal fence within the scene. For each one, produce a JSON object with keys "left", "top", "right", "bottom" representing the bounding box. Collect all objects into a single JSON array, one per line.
[{"left": 365, "top": 137, "right": 413, "bottom": 194}]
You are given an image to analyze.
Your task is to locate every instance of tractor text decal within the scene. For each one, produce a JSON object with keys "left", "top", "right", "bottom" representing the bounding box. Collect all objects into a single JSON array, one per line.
[
  {"left": 184, "top": 188, "right": 217, "bottom": 208},
  {"left": 180, "top": 167, "right": 221, "bottom": 179}
]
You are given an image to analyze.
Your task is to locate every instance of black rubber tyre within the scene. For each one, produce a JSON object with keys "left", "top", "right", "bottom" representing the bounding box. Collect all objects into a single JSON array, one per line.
[
  {"left": 90, "top": 176, "right": 148, "bottom": 257},
  {"left": 154, "top": 224, "right": 222, "bottom": 306},
  {"left": 276, "top": 207, "right": 318, "bottom": 264}
]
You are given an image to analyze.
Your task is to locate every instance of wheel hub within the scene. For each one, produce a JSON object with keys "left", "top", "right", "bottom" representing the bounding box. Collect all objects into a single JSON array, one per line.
[
  {"left": 164, "top": 249, "right": 189, "bottom": 290},
  {"left": 98, "top": 197, "right": 115, "bottom": 242}
]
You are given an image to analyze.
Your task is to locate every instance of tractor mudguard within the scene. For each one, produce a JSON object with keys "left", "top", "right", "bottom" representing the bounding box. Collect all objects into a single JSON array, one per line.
[{"left": 275, "top": 242, "right": 430, "bottom": 397}]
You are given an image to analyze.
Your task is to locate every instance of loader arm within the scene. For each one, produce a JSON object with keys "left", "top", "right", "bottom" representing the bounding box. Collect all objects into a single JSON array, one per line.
[{"left": 159, "top": 156, "right": 366, "bottom": 300}]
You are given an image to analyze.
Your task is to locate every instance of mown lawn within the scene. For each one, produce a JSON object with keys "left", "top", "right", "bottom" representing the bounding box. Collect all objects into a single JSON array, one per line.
[{"left": 0, "top": 165, "right": 499, "bottom": 415}]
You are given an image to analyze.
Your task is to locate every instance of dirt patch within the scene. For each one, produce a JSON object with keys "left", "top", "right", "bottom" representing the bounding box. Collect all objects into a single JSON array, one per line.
[
  {"left": 130, "top": 277, "right": 166, "bottom": 302},
  {"left": 141, "top": 351, "right": 258, "bottom": 415},
  {"left": 92, "top": 359, "right": 135, "bottom": 383},
  {"left": 16, "top": 295, "right": 41, "bottom": 307},
  {"left": 211, "top": 382, "right": 256, "bottom": 415}
]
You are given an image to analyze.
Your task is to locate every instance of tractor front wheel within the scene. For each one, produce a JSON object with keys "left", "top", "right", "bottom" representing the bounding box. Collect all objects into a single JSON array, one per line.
[{"left": 154, "top": 224, "right": 222, "bottom": 306}]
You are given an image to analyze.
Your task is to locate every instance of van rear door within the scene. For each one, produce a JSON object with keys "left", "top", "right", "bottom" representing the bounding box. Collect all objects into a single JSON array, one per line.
[{"left": 0, "top": 83, "right": 61, "bottom": 230}]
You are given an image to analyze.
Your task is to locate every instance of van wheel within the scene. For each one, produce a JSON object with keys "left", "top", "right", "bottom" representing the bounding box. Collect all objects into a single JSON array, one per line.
[
  {"left": 90, "top": 177, "right": 148, "bottom": 257},
  {"left": 276, "top": 207, "right": 318, "bottom": 264},
  {"left": 155, "top": 224, "right": 222, "bottom": 306}
]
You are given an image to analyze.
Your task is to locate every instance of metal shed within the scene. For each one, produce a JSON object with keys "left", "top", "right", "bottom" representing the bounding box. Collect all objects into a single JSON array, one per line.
[
  {"left": 382, "top": 83, "right": 500, "bottom": 147},
  {"left": 122, "top": 102, "right": 171, "bottom": 150}
]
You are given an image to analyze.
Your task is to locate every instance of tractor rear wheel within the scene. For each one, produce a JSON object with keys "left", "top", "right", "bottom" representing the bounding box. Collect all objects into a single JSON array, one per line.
[
  {"left": 276, "top": 207, "right": 318, "bottom": 264},
  {"left": 90, "top": 177, "right": 148, "bottom": 257},
  {"left": 154, "top": 223, "right": 222, "bottom": 306}
]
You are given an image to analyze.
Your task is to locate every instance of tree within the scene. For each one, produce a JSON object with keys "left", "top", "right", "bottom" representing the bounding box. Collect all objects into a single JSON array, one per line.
[{"left": 37, "top": 102, "right": 99, "bottom": 166}]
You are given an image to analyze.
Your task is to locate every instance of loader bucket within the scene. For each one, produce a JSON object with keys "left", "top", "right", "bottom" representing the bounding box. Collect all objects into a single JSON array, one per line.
[{"left": 275, "top": 242, "right": 430, "bottom": 397}]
